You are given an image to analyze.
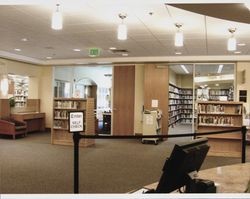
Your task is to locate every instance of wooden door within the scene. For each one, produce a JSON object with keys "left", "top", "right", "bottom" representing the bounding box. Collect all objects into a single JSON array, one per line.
[{"left": 113, "top": 65, "right": 135, "bottom": 135}]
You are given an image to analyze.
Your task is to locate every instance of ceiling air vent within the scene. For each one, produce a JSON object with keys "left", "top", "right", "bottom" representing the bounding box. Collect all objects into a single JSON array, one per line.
[{"left": 109, "top": 49, "right": 129, "bottom": 54}]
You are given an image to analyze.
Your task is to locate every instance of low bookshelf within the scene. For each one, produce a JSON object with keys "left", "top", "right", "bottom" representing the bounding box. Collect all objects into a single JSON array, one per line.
[
  {"left": 196, "top": 101, "right": 243, "bottom": 157},
  {"left": 52, "top": 98, "right": 95, "bottom": 147}
]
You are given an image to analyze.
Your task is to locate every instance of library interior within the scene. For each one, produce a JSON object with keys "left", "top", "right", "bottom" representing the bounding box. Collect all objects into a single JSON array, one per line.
[{"left": 0, "top": 0, "right": 250, "bottom": 196}]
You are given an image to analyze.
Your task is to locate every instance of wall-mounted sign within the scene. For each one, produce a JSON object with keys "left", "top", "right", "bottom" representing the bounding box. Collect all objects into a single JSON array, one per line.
[
  {"left": 89, "top": 48, "right": 101, "bottom": 57},
  {"left": 69, "top": 111, "right": 84, "bottom": 133}
]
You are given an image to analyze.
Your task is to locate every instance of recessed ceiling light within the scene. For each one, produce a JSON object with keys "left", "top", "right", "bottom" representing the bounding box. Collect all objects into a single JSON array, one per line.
[
  {"left": 175, "top": 52, "right": 182, "bottom": 55},
  {"left": 73, "top": 49, "right": 81, "bottom": 52},
  {"left": 215, "top": 84, "right": 219, "bottom": 86},
  {"left": 14, "top": 48, "right": 21, "bottom": 51},
  {"left": 122, "top": 53, "right": 128, "bottom": 56},
  {"left": 109, "top": 47, "right": 117, "bottom": 50},
  {"left": 238, "top": 43, "right": 246, "bottom": 46},
  {"left": 21, "top": 38, "right": 28, "bottom": 42},
  {"left": 234, "top": 51, "right": 241, "bottom": 54},
  {"left": 46, "top": 56, "right": 52, "bottom": 59}
]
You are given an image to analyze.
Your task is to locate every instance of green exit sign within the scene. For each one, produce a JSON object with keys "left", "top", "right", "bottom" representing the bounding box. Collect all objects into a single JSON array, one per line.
[{"left": 89, "top": 48, "right": 101, "bottom": 57}]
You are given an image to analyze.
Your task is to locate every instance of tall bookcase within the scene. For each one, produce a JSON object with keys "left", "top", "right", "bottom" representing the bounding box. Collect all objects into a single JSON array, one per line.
[
  {"left": 52, "top": 98, "right": 95, "bottom": 147},
  {"left": 196, "top": 101, "right": 243, "bottom": 157},
  {"left": 168, "top": 83, "right": 193, "bottom": 127}
]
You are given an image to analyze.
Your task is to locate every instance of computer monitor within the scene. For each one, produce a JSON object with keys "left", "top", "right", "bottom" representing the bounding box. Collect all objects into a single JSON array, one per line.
[{"left": 155, "top": 137, "right": 210, "bottom": 193}]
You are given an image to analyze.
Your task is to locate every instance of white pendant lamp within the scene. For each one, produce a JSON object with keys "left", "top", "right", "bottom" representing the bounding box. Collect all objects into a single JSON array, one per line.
[
  {"left": 51, "top": 3, "right": 63, "bottom": 30},
  {"left": 227, "top": 28, "right": 236, "bottom": 51},
  {"left": 175, "top": 23, "right": 183, "bottom": 47},
  {"left": 117, "top": 14, "right": 127, "bottom": 40}
]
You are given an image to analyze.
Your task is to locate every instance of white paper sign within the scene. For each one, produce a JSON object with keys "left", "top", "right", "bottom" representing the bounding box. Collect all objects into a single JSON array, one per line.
[
  {"left": 151, "top": 99, "right": 158, "bottom": 108},
  {"left": 146, "top": 115, "right": 153, "bottom": 125},
  {"left": 69, "top": 112, "right": 84, "bottom": 133}
]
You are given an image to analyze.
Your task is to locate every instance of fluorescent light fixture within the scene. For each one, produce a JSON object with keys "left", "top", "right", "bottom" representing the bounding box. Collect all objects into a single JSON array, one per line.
[
  {"left": 14, "top": 48, "right": 21, "bottom": 51},
  {"left": 217, "top": 64, "right": 223, "bottom": 73},
  {"left": 227, "top": 28, "right": 236, "bottom": 51},
  {"left": 109, "top": 47, "right": 117, "bottom": 50},
  {"left": 51, "top": 3, "right": 63, "bottom": 30},
  {"left": 234, "top": 51, "right": 241, "bottom": 54},
  {"left": 46, "top": 56, "right": 52, "bottom": 59},
  {"left": 180, "top": 64, "right": 189, "bottom": 74},
  {"left": 122, "top": 53, "right": 128, "bottom": 56},
  {"left": 21, "top": 38, "right": 28, "bottom": 42},
  {"left": 117, "top": 14, "right": 127, "bottom": 40},
  {"left": 215, "top": 84, "right": 219, "bottom": 86},
  {"left": 175, "top": 52, "right": 182, "bottom": 55},
  {"left": 238, "top": 43, "right": 246, "bottom": 46},
  {"left": 175, "top": 23, "right": 183, "bottom": 47},
  {"left": 73, "top": 49, "right": 81, "bottom": 52}
]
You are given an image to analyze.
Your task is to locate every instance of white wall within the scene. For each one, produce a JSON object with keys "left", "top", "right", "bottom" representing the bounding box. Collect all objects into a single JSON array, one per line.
[
  {"left": 134, "top": 64, "right": 144, "bottom": 134},
  {"left": 73, "top": 66, "right": 112, "bottom": 88}
]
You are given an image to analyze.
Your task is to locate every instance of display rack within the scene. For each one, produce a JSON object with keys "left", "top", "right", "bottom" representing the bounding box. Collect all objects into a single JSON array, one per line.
[
  {"left": 196, "top": 101, "right": 243, "bottom": 157},
  {"left": 142, "top": 109, "right": 162, "bottom": 145},
  {"left": 13, "top": 77, "right": 29, "bottom": 107},
  {"left": 52, "top": 98, "right": 95, "bottom": 147},
  {"left": 168, "top": 83, "right": 193, "bottom": 127}
]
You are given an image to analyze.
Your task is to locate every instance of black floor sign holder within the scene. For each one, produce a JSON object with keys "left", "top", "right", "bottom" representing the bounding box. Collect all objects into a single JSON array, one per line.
[{"left": 72, "top": 126, "right": 247, "bottom": 194}]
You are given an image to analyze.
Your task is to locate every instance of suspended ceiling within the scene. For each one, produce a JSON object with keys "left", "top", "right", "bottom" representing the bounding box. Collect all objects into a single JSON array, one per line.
[{"left": 0, "top": 0, "right": 250, "bottom": 65}]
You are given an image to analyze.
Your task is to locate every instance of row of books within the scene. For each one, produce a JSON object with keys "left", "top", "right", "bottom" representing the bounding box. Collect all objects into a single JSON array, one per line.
[
  {"left": 198, "top": 104, "right": 242, "bottom": 114},
  {"left": 209, "top": 89, "right": 229, "bottom": 95},
  {"left": 54, "top": 110, "right": 68, "bottom": 119},
  {"left": 198, "top": 116, "right": 235, "bottom": 126},
  {"left": 169, "top": 105, "right": 193, "bottom": 111},
  {"left": 54, "top": 100, "right": 80, "bottom": 109},
  {"left": 198, "top": 104, "right": 225, "bottom": 113},
  {"left": 54, "top": 120, "right": 68, "bottom": 129},
  {"left": 169, "top": 85, "right": 193, "bottom": 95}
]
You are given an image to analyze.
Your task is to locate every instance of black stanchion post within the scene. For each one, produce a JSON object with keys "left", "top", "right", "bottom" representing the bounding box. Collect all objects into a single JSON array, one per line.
[
  {"left": 73, "top": 132, "right": 80, "bottom": 193},
  {"left": 241, "top": 126, "right": 247, "bottom": 163}
]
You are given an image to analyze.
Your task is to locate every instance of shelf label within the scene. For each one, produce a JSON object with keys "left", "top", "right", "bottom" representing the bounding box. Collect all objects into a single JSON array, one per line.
[{"left": 69, "top": 111, "right": 84, "bottom": 133}]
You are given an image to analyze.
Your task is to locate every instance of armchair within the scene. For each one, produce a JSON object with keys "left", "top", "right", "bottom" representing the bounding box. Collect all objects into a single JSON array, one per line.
[{"left": 0, "top": 118, "right": 27, "bottom": 139}]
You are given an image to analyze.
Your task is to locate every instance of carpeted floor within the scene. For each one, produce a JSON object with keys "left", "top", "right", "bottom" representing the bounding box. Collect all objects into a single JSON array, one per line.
[{"left": 0, "top": 131, "right": 249, "bottom": 194}]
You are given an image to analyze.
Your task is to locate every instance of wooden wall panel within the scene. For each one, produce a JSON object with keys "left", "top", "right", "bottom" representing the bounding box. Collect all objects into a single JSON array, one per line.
[
  {"left": 113, "top": 65, "right": 135, "bottom": 135},
  {"left": 0, "top": 99, "right": 10, "bottom": 119},
  {"left": 144, "top": 64, "right": 169, "bottom": 135}
]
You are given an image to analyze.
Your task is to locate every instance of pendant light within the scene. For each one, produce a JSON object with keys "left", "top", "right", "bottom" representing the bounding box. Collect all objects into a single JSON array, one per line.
[
  {"left": 51, "top": 3, "right": 63, "bottom": 30},
  {"left": 175, "top": 23, "right": 183, "bottom": 47},
  {"left": 117, "top": 14, "right": 127, "bottom": 40},
  {"left": 227, "top": 28, "right": 236, "bottom": 51}
]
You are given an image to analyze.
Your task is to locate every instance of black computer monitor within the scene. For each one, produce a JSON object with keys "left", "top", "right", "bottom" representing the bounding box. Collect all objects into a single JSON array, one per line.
[{"left": 155, "top": 137, "right": 210, "bottom": 193}]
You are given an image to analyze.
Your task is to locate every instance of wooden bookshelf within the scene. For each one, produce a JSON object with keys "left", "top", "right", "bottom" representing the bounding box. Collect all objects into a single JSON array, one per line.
[
  {"left": 196, "top": 101, "right": 243, "bottom": 157},
  {"left": 52, "top": 98, "right": 95, "bottom": 147},
  {"left": 168, "top": 83, "right": 193, "bottom": 127}
]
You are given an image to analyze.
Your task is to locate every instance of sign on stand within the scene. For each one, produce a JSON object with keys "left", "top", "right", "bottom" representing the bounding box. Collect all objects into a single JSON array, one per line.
[{"left": 69, "top": 111, "right": 84, "bottom": 133}]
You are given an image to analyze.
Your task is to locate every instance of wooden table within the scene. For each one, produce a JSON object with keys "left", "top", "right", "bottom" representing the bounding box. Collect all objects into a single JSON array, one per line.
[
  {"left": 11, "top": 112, "right": 45, "bottom": 133},
  {"left": 141, "top": 163, "right": 250, "bottom": 193}
]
